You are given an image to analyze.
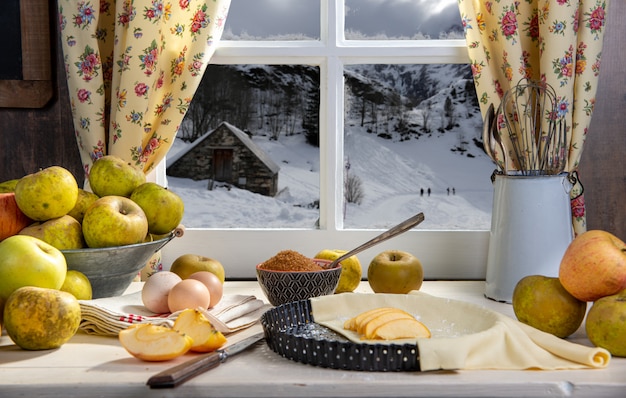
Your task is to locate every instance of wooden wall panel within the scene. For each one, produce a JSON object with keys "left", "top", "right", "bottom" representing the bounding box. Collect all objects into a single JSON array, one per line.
[
  {"left": 579, "top": 0, "right": 626, "bottom": 241},
  {"left": 0, "top": 1, "right": 83, "bottom": 185}
]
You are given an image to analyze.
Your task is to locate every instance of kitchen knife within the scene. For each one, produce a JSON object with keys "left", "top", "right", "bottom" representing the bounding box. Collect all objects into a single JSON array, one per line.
[{"left": 147, "top": 332, "right": 265, "bottom": 388}]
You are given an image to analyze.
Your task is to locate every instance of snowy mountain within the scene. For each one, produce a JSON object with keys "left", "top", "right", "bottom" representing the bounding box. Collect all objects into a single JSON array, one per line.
[{"left": 167, "top": 64, "right": 495, "bottom": 230}]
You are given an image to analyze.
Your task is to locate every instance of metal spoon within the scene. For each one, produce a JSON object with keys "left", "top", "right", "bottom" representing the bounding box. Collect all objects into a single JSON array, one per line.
[
  {"left": 492, "top": 106, "right": 508, "bottom": 174},
  {"left": 328, "top": 212, "right": 425, "bottom": 268},
  {"left": 482, "top": 103, "right": 496, "bottom": 162}
]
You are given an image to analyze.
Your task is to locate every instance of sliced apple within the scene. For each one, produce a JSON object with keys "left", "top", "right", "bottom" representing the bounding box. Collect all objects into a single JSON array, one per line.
[
  {"left": 173, "top": 308, "right": 227, "bottom": 353},
  {"left": 343, "top": 307, "right": 431, "bottom": 340},
  {"left": 363, "top": 311, "right": 414, "bottom": 340},
  {"left": 343, "top": 307, "right": 393, "bottom": 331},
  {"left": 355, "top": 308, "right": 399, "bottom": 334},
  {"left": 118, "top": 323, "right": 193, "bottom": 361},
  {"left": 372, "top": 317, "right": 431, "bottom": 340}
]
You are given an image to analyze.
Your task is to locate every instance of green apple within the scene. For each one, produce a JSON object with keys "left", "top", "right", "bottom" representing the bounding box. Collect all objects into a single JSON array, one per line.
[
  {"left": 88, "top": 155, "right": 146, "bottom": 198},
  {"left": 170, "top": 254, "right": 225, "bottom": 283},
  {"left": 0, "top": 179, "right": 19, "bottom": 193},
  {"left": 14, "top": 166, "right": 79, "bottom": 221},
  {"left": 130, "top": 182, "right": 184, "bottom": 235},
  {"left": 0, "top": 235, "right": 67, "bottom": 303},
  {"left": 585, "top": 289, "right": 626, "bottom": 357},
  {"left": 82, "top": 196, "right": 149, "bottom": 248},
  {"left": 3, "top": 286, "right": 81, "bottom": 350},
  {"left": 60, "top": 270, "right": 93, "bottom": 300},
  {"left": 1, "top": 192, "right": 33, "bottom": 241},
  {"left": 67, "top": 188, "right": 99, "bottom": 223},
  {"left": 559, "top": 230, "right": 626, "bottom": 302},
  {"left": 314, "top": 249, "right": 362, "bottom": 293},
  {"left": 367, "top": 250, "right": 423, "bottom": 294},
  {"left": 19, "top": 214, "right": 85, "bottom": 250},
  {"left": 512, "top": 275, "right": 587, "bottom": 338}
]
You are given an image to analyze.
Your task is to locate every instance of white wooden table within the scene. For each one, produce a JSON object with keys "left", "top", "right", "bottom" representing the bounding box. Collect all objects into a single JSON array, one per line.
[{"left": 1, "top": 281, "right": 624, "bottom": 397}]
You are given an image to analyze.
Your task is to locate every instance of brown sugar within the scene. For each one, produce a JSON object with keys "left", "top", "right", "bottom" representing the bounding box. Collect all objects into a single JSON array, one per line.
[{"left": 259, "top": 250, "right": 324, "bottom": 272}]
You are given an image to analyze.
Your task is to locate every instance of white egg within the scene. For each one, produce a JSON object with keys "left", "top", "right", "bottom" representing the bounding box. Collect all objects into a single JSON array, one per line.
[{"left": 141, "top": 271, "right": 182, "bottom": 313}]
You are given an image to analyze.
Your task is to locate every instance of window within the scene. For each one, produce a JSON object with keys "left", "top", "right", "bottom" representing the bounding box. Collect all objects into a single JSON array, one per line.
[{"left": 161, "top": 0, "right": 490, "bottom": 280}]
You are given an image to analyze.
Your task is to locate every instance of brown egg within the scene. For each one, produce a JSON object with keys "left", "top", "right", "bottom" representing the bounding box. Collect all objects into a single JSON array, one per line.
[
  {"left": 167, "top": 279, "right": 211, "bottom": 313},
  {"left": 188, "top": 271, "right": 223, "bottom": 308}
]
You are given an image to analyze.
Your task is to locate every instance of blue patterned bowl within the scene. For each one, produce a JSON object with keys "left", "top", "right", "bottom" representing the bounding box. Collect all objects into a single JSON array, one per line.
[{"left": 256, "top": 259, "right": 341, "bottom": 306}]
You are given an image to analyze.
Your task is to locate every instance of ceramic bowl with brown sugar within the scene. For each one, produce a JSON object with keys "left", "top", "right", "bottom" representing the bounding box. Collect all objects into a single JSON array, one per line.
[{"left": 256, "top": 253, "right": 341, "bottom": 306}]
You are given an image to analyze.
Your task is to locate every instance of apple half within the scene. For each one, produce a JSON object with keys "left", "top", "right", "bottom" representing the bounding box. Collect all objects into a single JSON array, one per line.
[
  {"left": 118, "top": 323, "right": 193, "bottom": 361},
  {"left": 173, "top": 308, "right": 227, "bottom": 353}
]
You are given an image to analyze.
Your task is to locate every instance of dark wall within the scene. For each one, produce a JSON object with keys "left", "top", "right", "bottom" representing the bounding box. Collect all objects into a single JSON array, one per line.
[
  {"left": 0, "top": 1, "right": 83, "bottom": 185},
  {"left": 0, "top": 3, "right": 624, "bottom": 240},
  {"left": 579, "top": 1, "right": 626, "bottom": 240}
]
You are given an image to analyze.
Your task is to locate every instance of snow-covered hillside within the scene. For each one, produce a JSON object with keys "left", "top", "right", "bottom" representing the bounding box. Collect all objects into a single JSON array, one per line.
[{"left": 167, "top": 64, "right": 495, "bottom": 230}]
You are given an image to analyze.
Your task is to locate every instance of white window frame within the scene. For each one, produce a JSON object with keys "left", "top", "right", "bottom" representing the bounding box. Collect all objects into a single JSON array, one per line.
[{"left": 160, "top": 0, "right": 490, "bottom": 280}]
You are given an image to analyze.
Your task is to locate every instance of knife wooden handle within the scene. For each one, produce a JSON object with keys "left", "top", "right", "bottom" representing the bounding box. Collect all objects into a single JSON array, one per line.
[{"left": 147, "top": 351, "right": 222, "bottom": 388}]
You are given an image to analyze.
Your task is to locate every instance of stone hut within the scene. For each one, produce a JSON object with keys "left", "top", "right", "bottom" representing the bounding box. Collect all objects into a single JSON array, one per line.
[{"left": 167, "top": 122, "right": 280, "bottom": 196}]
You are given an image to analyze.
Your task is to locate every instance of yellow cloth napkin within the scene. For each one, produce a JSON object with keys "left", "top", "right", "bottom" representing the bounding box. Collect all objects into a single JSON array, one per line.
[
  {"left": 310, "top": 292, "right": 610, "bottom": 371},
  {"left": 79, "top": 291, "right": 271, "bottom": 336}
]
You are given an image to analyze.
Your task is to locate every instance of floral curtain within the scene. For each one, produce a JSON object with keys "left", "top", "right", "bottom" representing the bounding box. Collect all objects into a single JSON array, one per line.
[
  {"left": 457, "top": 0, "right": 610, "bottom": 235},
  {"left": 57, "top": 0, "right": 231, "bottom": 178}
]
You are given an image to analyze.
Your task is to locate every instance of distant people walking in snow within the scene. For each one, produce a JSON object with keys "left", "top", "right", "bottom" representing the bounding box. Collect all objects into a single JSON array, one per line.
[
  {"left": 452, "top": 187, "right": 456, "bottom": 195},
  {"left": 447, "top": 187, "right": 450, "bottom": 195},
  {"left": 427, "top": 188, "right": 431, "bottom": 196},
  {"left": 420, "top": 188, "right": 424, "bottom": 197}
]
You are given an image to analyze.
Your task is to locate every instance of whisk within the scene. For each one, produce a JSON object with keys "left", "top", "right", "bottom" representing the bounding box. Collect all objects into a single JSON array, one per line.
[{"left": 496, "top": 79, "right": 567, "bottom": 175}]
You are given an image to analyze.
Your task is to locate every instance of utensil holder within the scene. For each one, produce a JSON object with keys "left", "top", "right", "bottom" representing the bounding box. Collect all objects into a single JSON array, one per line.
[{"left": 485, "top": 173, "right": 573, "bottom": 303}]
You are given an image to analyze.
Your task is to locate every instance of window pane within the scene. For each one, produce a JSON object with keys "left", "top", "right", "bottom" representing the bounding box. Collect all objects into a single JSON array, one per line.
[
  {"left": 345, "top": 0, "right": 463, "bottom": 40},
  {"left": 343, "top": 64, "right": 493, "bottom": 230},
  {"left": 167, "top": 65, "right": 321, "bottom": 228},
  {"left": 223, "top": 0, "right": 320, "bottom": 40}
]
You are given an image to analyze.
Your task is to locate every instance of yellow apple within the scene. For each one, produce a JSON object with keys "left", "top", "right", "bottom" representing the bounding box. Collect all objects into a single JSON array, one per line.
[
  {"left": 585, "top": 289, "right": 626, "bottom": 357},
  {"left": 67, "top": 188, "right": 99, "bottom": 223},
  {"left": 88, "top": 155, "right": 146, "bottom": 198},
  {"left": 19, "top": 214, "right": 85, "bottom": 250},
  {"left": 173, "top": 308, "right": 227, "bottom": 352},
  {"left": 14, "top": 166, "right": 79, "bottom": 221},
  {"left": 0, "top": 192, "right": 33, "bottom": 241},
  {"left": 3, "top": 286, "right": 81, "bottom": 350},
  {"left": 314, "top": 249, "right": 362, "bottom": 293},
  {"left": 170, "top": 254, "right": 225, "bottom": 283},
  {"left": 0, "top": 235, "right": 67, "bottom": 303},
  {"left": 559, "top": 230, "right": 626, "bottom": 302},
  {"left": 82, "top": 196, "right": 149, "bottom": 248},
  {"left": 512, "top": 275, "right": 587, "bottom": 338},
  {"left": 60, "top": 270, "right": 93, "bottom": 300},
  {"left": 367, "top": 250, "right": 423, "bottom": 294},
  {"left": 118, "top": 323, "right": 193, "bottom": 361},
  {"left": 130, "top": 182, "right": 184, "bottom": 235}
]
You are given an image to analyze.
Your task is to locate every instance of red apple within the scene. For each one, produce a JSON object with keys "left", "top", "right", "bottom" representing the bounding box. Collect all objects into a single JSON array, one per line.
[
  {"left": 559, "top": 230, "right": 626, "bottom": 302},
  {"left": 0, "top": 193, "right": 33, "bottom": 241}
]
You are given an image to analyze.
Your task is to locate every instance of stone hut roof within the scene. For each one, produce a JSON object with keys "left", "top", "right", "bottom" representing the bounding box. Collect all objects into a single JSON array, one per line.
[{"left": 167, "top": 122, "right": 280, "bottom": 174}]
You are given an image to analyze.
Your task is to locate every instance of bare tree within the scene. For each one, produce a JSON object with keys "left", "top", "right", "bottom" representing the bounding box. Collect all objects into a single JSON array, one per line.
[
  {"left": 421, "top": 100, "right": 432, "bottom": 133},
  {"left": 344, "top": 158, "right": 364, "bottom": 206},
  {"left": 444, "top": 96, "right": 456, "bottom": 130}
]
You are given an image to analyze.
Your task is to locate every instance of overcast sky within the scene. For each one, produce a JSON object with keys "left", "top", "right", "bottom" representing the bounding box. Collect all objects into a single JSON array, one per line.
[{"left": 224, "top": 0, "right": 461, "bottom": 40}]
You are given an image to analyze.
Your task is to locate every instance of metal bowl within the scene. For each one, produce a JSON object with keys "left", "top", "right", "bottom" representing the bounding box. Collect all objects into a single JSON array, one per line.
[
  {"left": 61, "top": 231, "right": 179, "bottom": 299},
  {"left": 256, "top": 259, "right": 341, "bottom": 306}
]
